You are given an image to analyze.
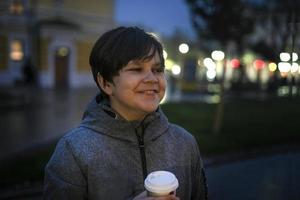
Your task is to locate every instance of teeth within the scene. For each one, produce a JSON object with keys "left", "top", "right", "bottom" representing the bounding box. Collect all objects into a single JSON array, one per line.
[{"left": 145, "top": 90, "right": 155, "bottom": 94}]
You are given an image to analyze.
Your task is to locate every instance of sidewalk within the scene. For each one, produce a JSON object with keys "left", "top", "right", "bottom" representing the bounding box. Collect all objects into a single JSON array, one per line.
[{"left": 0, "top": 86, "right": 98, "bottom": 160}]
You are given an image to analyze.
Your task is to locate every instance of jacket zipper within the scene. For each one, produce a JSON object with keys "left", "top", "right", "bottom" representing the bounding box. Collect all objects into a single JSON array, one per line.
[{"left": 135, "top": 128, "right": 148, "bottom": 180}]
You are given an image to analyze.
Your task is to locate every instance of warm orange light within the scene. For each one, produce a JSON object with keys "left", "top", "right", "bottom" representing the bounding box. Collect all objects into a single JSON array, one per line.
[
  {"left": 9, "top": 1, "right": 24, "bottom": 15},
  {"left": 10, "top": 40, "right": 23, "bottom": 61},
  {"left": 280, "top": 72, "right": 288, "bottom": 77}
]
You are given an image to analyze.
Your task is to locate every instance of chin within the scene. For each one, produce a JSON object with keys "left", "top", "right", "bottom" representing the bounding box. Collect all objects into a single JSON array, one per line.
[{"left": 141, "top": 105, "right": 159, "bottom": 113}]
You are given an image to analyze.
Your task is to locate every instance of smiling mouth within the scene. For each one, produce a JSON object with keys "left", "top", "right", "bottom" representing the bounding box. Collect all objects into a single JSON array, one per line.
[{"left": 140, "top": 90, "right": 159, "bottom": 94}]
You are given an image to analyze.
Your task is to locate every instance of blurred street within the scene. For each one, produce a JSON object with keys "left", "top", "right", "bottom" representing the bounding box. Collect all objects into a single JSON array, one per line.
[
  {"left": 0, "top": 85, "right": 297, "bottom": 160},
  {"left": 0, "top": 86, "right": 98, "bottom": 160}
]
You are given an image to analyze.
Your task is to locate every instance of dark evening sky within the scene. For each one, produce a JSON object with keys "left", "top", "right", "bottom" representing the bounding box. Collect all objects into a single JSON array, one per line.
[{"left": 115, "top": 0, "right": 196, "bottom": 39}]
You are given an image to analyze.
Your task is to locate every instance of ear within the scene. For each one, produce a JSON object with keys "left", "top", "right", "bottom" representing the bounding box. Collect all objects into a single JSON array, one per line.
[{"left": 97, "top": 74, "right": 113, "bottom": 96}]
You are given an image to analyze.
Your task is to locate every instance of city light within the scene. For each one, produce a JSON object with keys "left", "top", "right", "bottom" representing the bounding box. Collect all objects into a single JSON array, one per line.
[
  {"left": 203, "top": 57, "right": 216, "bottom": 70},
  {"left": 268, "top": 62, "right": 277, "bottom": 72},
  {"left": 242, "top": 52, "right": 255, "bottom": 65},
  {"left": 10, "top": 40, "right": 24, "bottom": 61},
  {"left": 230, "top": 58, "right": 240, "bottom": 69},
  {"left": 10, "top": 1, "right": 24, "bottom": 15},
  {"left": 206, "top": 70, "right": 216, "bottom": 81},
  {"left": 280, "top": 52, "right": 298, "bottom": 62},
  {"left": 163, "top": 50, "right": 168, "bottom": 60},
  {"left": 178, "top": 43, "right": 189, "bottom": 54},
  {"left": 291, "top": 63, "right": 299, "bottom": 73},
  {"left": 292, "top": 53, "right": 298, "bottom": 61},
  {"left": 165, "top": 59, "right": 174, "bottom": 71},
  {"left": 57, "top": 47, "right": 69, "bottom": 57},
  {"left": 253, "top": 59, "right": 265, "bottom": 70},
  {"left": 278, "top": 62, "right": 291, "bottom": 73},
  {"left": 211, "top": 50, "right": 225, "bottom": 61},
  {"left": 279, "top": 52, "right": 290, "bottom": 62},
  {"left": 171, "top": 64, "right": 181, "bottom": 75}
]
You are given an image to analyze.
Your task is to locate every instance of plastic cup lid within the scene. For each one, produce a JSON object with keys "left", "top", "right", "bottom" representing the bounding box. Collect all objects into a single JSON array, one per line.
[{"left": 144, "top": 171, "right": 179, "bottom": 194}]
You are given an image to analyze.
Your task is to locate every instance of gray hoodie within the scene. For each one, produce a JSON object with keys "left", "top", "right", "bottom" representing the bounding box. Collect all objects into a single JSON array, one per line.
[{"left": 44, "top": 96, "right": 208, "bottom": 199}]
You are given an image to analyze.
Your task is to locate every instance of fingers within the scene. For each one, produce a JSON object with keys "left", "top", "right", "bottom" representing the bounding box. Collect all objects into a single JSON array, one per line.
[
  {"left": 132, "top": 190, "right": 180, "bottom": 200},
  {"left": 154, "top": 194, "right": 179, "bottom": 200},
  {"left": 132, "top": 191, "right": 147, "bottom": 200}
]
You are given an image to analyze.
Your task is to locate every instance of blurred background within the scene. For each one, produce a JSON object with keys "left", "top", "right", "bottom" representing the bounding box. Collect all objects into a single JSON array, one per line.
[{"left": 0, "top": 0, "right": 299, "bottom": 199}]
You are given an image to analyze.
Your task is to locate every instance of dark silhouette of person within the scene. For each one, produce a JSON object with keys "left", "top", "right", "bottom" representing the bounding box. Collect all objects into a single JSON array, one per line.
[{"left": 22, "top": 57, "right": 36, "bottom": 85}]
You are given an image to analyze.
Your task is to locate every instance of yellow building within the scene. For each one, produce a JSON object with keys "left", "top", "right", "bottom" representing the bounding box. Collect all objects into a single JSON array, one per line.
[{"left": 0, "top": 0, "right": 115, "bottom": 87}]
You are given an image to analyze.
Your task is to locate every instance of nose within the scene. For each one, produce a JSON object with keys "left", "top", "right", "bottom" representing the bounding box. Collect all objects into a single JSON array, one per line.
[{"left": 143, "top": 71, "right": 158, "bottom": 83}]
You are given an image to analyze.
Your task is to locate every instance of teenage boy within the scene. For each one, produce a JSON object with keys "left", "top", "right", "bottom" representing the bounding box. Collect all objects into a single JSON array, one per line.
[{"left": 44, "top": 26, "right": 208, "bottom": 200}]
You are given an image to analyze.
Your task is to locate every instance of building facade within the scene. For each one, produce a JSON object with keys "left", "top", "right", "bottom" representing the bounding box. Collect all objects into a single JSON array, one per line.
[{"left": 0, "top": 0, "right": 115, "bottom": 88}]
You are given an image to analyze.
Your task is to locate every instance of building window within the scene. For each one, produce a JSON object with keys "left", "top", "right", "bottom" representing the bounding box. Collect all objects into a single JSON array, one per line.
[
  {"left": 56, "top": 47, "right": 69, "bottom": 57},
  {"left": 10, "top": 39, "right": 24, "bottom": 61},
  {"left": 9, "top": 0, "right": 24, "bottom": 15}
]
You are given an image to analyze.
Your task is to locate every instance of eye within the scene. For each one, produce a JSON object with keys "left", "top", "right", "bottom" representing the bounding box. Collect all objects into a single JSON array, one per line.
[
  {"left": 153, "top": 67, "right": 164, "bottom": 73},
  {"left": 128, "top": 68, "right": 142, "bottom": 72}
]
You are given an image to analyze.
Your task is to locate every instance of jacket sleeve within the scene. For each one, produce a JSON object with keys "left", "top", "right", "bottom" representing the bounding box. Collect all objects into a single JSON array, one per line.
[
  {"left": 191, "top": 138, "right": 208, "bottom": 200},
  {"left": 43, "top": 137, "right": 87, "bottom": 200}
]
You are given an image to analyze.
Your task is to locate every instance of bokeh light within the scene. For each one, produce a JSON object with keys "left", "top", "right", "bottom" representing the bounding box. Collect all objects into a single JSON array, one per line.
[
  {"left": 268, "top": 62, "right": 277, "bottom": 72},
  {"left": 280, "top": 52, "right": 290, "bottom": 62},
  {"left": 254, "top": 59, "right": 265, "bottom": 70},
  {"left": 171, "top": 64, "right": 181, "bottom": 75},
  {"left": 230, "top": 58, "right": 240, "bottom": 69},
  {"left": 211, "top": 50, "right": 225, "bottom": 61},
  {"left": 178, "top": 43, "right": 189, "bottom": 54}
]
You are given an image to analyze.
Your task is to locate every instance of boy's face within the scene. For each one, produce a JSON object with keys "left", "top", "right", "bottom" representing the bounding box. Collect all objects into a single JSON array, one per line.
[{"left": 107, "top": 51, "right": 166, "bottom": 121}]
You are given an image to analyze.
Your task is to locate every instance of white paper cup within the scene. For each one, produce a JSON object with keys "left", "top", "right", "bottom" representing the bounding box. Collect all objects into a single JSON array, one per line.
[{"left": 144, "top": 171, "right": 179, "bottom": 197}]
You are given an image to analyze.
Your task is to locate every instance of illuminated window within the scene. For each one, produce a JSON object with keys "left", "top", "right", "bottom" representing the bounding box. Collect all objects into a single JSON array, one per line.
[
  {"left": 9, "top": 0, "right": 24, "bottom": 15},
  {"left": 10, "top": 39, "right": 24, "bottom": 61},
  {"left": 56, "top": 47, "right": 69, "bottom": 57}
]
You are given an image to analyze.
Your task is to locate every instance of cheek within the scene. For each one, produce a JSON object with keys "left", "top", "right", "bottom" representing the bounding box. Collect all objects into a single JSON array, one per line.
[
  {"left": 160, "top": 76, "right": 167, "bottom": 90},
  {"left": 159, "top": 77, "right": 167, "bottom": 95},
  {"left": 117, "top": 77, "right": 137, "bottom": 98}
]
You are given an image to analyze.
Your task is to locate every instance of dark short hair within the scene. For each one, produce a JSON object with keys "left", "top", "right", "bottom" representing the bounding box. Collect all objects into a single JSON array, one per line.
[{"left": 89, "top": 26, "right": 165, "bottom": 94}]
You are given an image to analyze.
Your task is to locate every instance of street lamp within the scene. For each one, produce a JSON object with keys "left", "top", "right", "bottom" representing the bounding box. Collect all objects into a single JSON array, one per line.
[
  {"left": 178, "top": 43, "right": 189, "bottom": 54},
  {"left": 206, "top": 70, "right": 217, "bottom": 81},
  {"left": 278, "top": 52, "right": 298, "bottom": 77},
  {"left": 203, "top": 58, "right": 216, "bottom": 70},
  {"left": 211, "top": 50, "right": 225, "bottom": 61},
  {"left": 203, "top": 57, "right": 217, "bottom": 81},
  {"left": 171, "top": 64, "right": 181, "bottom": 76},
  {"left": 278, "top": 62, "right": 291, "bottom": 73},
  {"left": 292, "top": 52, "right": 298, "bottom": 62},
  {"left": 279, "top": 52, "right": 291, "bottom": 62},
  {"left": 211, "top": 50, "right": 225, "bottom": 80}
]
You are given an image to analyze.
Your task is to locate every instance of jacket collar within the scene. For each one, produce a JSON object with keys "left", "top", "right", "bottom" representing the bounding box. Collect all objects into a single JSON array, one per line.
[{"left": 80, "top": 94, "right": 169, "bottom": 143}]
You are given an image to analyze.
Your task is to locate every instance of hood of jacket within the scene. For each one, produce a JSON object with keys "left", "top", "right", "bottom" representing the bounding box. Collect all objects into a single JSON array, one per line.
[{"left": 79, "top": 94, "right": 169, "bottom": 143}]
